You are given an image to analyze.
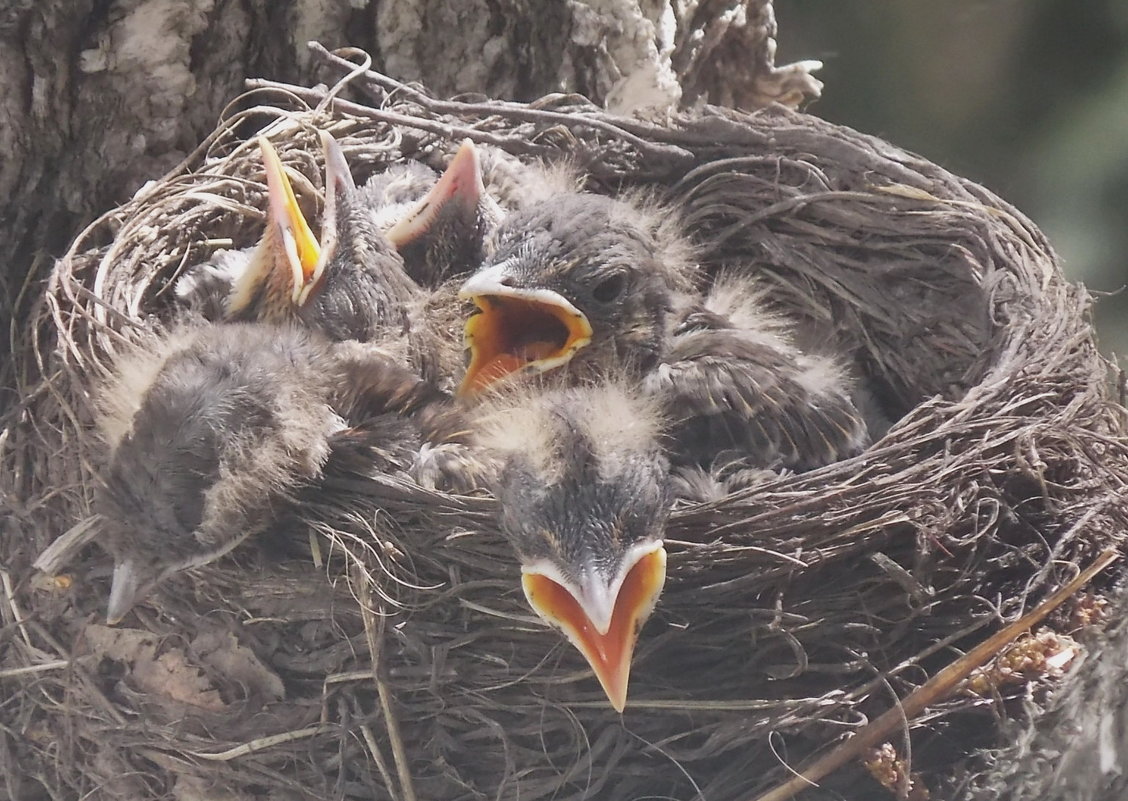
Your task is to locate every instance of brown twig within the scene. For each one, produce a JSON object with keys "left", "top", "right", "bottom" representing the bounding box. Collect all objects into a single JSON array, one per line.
[
  {"left": 357, "top": 564, "right": 417, "bottom": 801},
  {"left": 748, "top": 547, "right": 1121, "bottom": 801},
  {"left": 307, "top": 42, "right": 695, "bottom": 165}
]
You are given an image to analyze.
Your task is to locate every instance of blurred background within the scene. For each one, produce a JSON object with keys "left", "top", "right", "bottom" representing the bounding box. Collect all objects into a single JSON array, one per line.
[{"left": 779, "top": 0, "right": 1128, "bottom": 358}]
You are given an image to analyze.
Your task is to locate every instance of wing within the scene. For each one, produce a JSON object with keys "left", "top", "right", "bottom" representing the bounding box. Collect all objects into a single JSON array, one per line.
[
  {"left": 325, "top": 341, "right": 486, "bottom": 492},
  {"left": 646, "top": 316, "right": 869, "bottom": 472}
]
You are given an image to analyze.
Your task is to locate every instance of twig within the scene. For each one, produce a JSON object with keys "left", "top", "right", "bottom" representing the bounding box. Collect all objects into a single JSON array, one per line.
[
  {"left": 360, "top": 723, "right": 400, "bottom": 801},
  {"left": 188, "top": 726, "right": 325, "bottom": 761},
  {"left": 358, "top": 564, "right": 418, "bottom": 801},
  {"left": 244, "top": 79, "right": 542, "bottom": 154},
  {"left": 748, "top": 547, "right": 1120, "bottom": 801},
  {"left": 308, "top": 42, "right": 695, "bottom": 165},
  {"left": 0, "top": 659, "right": 72, "bottom": 679},
  {"left": 33, "top": 515, "right": 101, "bottom": 574},
  {"left": 0, "top": 567, "right": 31, "bottom": 649},
  {"left": 26, "top": 619, "right": 128, "bottom": 726}
]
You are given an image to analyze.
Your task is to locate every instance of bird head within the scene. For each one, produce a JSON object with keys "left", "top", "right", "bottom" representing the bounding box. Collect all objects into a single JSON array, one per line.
[
  {"left": 96, "top": 391, "right": 257, "bottom": 625},
  {"left": 226, "top": 134, "right": 411, "bottom": 336},
  {"left": 457, "top": 193, "right": 694, "bottom": 395},
  {"left": 480, "top": 382, "right": 671, "bottom": 711},
  {"left": 383, "top": 139, "right": 498, "bottom": 286},
  {"left": 226, "top": 137, "right": 324, "bottom": 320},
  {"left": 95, "top": 324, "right": 340, "bottom": 624}
]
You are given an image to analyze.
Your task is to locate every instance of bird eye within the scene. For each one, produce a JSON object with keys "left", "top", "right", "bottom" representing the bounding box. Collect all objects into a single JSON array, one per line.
[{"left": 592, "top": 272, "right": 627, "bottom": 303}]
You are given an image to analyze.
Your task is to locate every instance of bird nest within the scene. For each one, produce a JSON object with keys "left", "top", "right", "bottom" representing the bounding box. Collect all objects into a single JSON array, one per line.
[{"left": 4, "top": 47, "right": 1128, "bottom": 801}]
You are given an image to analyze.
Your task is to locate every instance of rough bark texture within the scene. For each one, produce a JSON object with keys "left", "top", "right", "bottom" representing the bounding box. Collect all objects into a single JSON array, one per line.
[{"left": 0, "top": 0, "right": 818, "bottom": 366}]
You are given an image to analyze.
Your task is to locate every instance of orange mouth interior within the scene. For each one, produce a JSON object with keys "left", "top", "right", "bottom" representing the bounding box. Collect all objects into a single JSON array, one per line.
[
  {"left": 460, "top": 295, "right": 592, "bottom": 396},
  {"left": 522, "top": 549, "right": 666, "bottom": 712}
]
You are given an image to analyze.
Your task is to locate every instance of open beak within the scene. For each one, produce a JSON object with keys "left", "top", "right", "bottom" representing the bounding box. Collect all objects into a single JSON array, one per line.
[
  {"left": 282, "top": 130, "right": 362, "bottom": 308},
  {"left": 258, "top": 137, "right": 323, "bottom": 305},
  {"left": 458, "top": 265, "right": 593, "bottom": 396},
  {"left": 106, "top": 558, "right": 145, "bottom": 625},
  {"left": 521, "top": 542, "right": 667, "bottom": 712},
  {"left": 385, "top": 139, "right": 484, "bottom": 249}
]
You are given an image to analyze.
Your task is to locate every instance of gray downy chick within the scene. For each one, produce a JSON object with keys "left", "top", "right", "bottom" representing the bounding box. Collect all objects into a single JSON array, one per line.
[
  {"left": 94, "top": 321, "right": 465, "bottom": 624},
  {"left": 458, "top": 192, "right": 869, "bottom": 486},
  {"left": 474, "top": 379, "right": 671, "bottom": 712}
]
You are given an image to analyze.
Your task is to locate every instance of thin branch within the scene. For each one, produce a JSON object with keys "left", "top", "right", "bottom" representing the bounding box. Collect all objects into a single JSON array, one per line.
[{"left": 748, "top": 547, "right": 1120, "bottom": 801}]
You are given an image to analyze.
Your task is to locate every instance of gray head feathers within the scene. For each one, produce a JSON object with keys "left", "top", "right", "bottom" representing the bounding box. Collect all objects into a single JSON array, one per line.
[{"left": 472, "top": 380, "right": 671, "bottom": 582}]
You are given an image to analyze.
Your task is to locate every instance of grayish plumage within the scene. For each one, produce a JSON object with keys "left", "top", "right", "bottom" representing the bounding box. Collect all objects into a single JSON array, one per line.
[
  {"left": 95, "top": 321, "right": 467, "bottom": 624},
  {"left": 648, "top": 274, "right": 870, "bottom": 477},
  {"left": 461, "top": 192, "right": 869, "bottom": 487},
  {"left": 474, "top": 380, "right": 671, "bottom": 711},
  {"left": 173, "top": 248, "right": 249, "bottom": 320}
]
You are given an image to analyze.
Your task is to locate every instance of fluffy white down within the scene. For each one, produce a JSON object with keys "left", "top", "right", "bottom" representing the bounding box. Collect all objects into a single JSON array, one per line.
[{"left": 474, "top": 381, "right": 665, "bottom": 483}]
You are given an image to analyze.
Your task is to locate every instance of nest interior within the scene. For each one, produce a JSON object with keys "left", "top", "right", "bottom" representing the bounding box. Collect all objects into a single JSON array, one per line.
[{"left": 2, "top": 53, "right": 1128, "bottom": 801}]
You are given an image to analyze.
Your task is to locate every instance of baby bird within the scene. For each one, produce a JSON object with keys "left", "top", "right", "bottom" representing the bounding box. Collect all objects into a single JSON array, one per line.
[
  {"left": 94, "top": 321, "right": 461, "bottom": 624},
  {"left": 476, "top": 381, "right": 671, "bottom": 712},
  {"left": 458, "top": 192, "right": 870, "bottom": 480},
  {"left": 458, "top": 192, "right": 693, "bottom": 394},
  {"left": 371, "top": 139, "right": 501, "bottom": 287},
  {"left": 225, "top": 133, "right": 418, "bottom": 341},
  {"left": 647, "top": 275, "right": 870, "bottom": 477}
]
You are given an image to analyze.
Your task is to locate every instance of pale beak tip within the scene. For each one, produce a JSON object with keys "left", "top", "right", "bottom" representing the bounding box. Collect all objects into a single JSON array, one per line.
[
  {"left": 593, "top": 657, "right": 632, "bottom": 713},
  {"left": 606, "top": 686, "right": 628, "bottom": 714},
  {"left": 106, "top": 559, "right": 143, "bottom": 626}
]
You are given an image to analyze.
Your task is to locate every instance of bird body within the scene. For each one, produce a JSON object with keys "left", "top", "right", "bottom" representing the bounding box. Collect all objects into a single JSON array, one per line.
[
  {"left": 475, "top": 380, "right": 672, "bottom": 711},
  {"left": 647, "top": 274, "right": 871, "bottom": 479},
  {"left": 458, "top": 192, "right": 870, "bottom": 485},
  {"left": 95, "top": 320, "right": 466, "bottom": 624}
]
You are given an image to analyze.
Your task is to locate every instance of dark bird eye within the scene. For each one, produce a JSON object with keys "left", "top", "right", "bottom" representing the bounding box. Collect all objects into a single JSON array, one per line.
[{"left": 592, "top": 272, "right": 627, "bottom": 303}]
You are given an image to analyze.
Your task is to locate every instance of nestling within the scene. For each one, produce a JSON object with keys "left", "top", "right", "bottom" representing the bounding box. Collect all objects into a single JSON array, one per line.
[
  {"left": 224, "top": 133, "right": 419, "bottom": 341},
  {"left": 459, "top": 191, "right": 695, "bottom": 394},
  {"left": 647, "top": 274, "right": 871, "bottom": 480},
  {"left": 94, "top": 321, "right": 466, "bottom": 624},
  {"left": 476, "top": 380, "right": 671, "bottom": 712},
  {"left": 459, "top": 192, "right": 870, "bottom": 479},
  {"left": 370, "top": 138, "right": 501, "bottom": 287}
]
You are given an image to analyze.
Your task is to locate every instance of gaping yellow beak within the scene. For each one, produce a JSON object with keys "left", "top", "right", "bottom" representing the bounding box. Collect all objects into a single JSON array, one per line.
[
  {"left": 458, "top": 268, "right": 593, "bottom": 396},
  {"left": 521, "top": 543, "right": 666, "bottom": 712},
  {"left": 258, "top": 137, "right": 322, "bottom": 305}
]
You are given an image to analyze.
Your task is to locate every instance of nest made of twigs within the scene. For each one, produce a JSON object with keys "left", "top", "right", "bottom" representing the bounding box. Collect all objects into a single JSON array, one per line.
[{"left": 3, "top": 47, "right": 1128, "bottom": 801}]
